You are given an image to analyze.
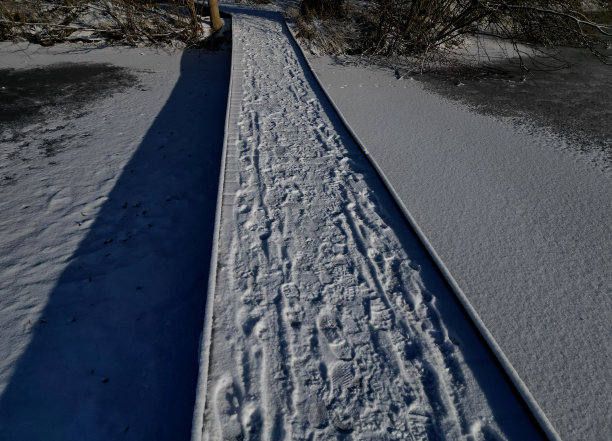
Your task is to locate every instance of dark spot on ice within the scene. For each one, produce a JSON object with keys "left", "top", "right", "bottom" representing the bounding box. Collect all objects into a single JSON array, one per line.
[{"left": 0, "top": 63, "right": 138, "bottom": 125}]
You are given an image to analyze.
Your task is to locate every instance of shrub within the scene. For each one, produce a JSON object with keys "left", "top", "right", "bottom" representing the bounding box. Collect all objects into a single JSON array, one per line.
[{"left": 296, "top": 0, "right": 612, "bottom": 64}]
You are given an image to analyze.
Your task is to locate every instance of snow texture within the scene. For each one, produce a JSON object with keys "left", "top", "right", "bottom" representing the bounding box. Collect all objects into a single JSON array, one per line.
[
  {"left": 194, "top": 7, "right": 543, "bottom": 441},
  {"left": 0, "top": 43, "right": 230, "bottom": 439},
  {"left": 305, "top": 54, "right": 612, "bottom": 441}
]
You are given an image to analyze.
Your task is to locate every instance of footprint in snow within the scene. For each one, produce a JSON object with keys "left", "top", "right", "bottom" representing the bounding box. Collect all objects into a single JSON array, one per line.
[
  {"left": 214, "top": 377, "right": 243, "bottom": 441},
  {"left": 317, "top": 310, "right": 354, "bottom": 361}
]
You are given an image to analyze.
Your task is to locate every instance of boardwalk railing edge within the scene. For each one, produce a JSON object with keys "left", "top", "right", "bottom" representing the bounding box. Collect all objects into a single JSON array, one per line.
[
  {"left": 283, "top": 17, "right": 562, "bottom": 441},
  {"left": 190, "top": 17, "right": 237, "bottom": 441}
]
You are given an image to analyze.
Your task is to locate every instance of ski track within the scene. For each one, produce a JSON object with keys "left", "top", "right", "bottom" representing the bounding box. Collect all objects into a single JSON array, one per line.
[{"left": 203, "top": 9, "right": 507, "bottom": 441}]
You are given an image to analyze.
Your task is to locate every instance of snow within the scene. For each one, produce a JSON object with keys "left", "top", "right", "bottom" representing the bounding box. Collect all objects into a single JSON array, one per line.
[
  {"left": 2, "top": 4, "right": 607, "bottom": 440},
  {"left": 0, "top": 42, "right": 230, "bottom": 439},
  {"left": 193, "top": 6, "right": 543, "bottom": 441},
  {"left": 304, "top": 54, "right": 612, "bottom": 440}
]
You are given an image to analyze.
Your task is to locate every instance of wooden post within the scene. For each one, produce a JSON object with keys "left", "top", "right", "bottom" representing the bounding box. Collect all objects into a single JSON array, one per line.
[{"left": 209, "top": 0, "right": 223, "bottom": 33}]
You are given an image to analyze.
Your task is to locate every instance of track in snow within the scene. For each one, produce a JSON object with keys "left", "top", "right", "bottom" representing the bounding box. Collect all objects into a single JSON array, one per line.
[{"left": 194, "top": 7, "right": 543, "bottom": 441}]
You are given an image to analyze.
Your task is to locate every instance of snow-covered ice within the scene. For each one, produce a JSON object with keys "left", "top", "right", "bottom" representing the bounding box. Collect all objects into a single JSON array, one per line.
[
  {"left": 0, "top": 43, "right": 230, "bottom": 439},
  {"left": 193, "top": 7, "right": 543, "bottom": 441},
  {"left": 305, "top": 53, "right": 612, "bottom": 440}
]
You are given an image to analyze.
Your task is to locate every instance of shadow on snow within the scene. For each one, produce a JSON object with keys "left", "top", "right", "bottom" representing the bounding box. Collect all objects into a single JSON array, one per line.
[{"left": 0, "top": 48, "right": 230, "bottom": 440}]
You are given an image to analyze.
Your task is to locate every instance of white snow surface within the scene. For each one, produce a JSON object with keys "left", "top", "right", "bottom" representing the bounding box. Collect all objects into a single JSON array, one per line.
[
  {"left": 305, "top": 55, "right": 612, "bottom": 440},
  {"left": 195, "top": 7, "right": 543, "bottom": 441},
  {"left": 0, "top": 43, "right": 230, "bottom": 439}
]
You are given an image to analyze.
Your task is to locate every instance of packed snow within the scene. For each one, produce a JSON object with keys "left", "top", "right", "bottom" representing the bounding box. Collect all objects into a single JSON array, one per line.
[
  {"left": 0, "top": 43, "right": 230, "bottom": 439},
  {"left": 193, "top": 6, "right": 543, "bottom": 441},
  {"left": 305, "top": 52, "right": 612, "bottom": 440}
]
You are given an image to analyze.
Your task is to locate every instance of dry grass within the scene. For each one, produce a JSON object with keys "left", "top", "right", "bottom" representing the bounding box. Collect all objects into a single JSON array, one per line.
[
  {"left": 291, "top": 2, "right": 375, "bottom": 55},
  {"left": 586, "top": 10, "right": 612, "bottom": 24}
]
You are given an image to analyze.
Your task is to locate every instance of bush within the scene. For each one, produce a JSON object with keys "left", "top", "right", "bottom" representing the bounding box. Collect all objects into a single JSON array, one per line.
[{"left": 296, "top": 0, "right": 612, "bottom": 64}]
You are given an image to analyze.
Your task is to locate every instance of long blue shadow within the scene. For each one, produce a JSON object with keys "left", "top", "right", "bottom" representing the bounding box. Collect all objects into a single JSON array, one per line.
[{"left": 0, "top": 48, "right": 230, "bottom": 440}]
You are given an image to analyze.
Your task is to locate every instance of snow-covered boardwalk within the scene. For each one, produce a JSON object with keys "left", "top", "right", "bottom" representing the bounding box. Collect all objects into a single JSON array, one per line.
[{"left": 193, "top": 8, "right": 542, "bottom": 441}]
